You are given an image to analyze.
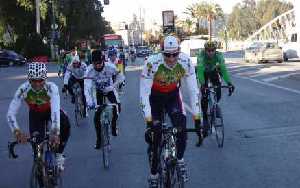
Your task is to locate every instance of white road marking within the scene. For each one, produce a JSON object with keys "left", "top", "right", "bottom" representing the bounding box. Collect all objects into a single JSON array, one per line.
[
  {"left": 233, "top": 74, "right": 300, "bottom": 95},
  {"left": 262, "top": 73, "right": 300, "bottom": 82},
  {"left": 125, "top": 66, "right": 143, "bottom": 72}
]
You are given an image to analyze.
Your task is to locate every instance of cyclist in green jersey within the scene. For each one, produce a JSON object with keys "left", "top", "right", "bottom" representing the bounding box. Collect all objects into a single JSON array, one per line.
[{"left": 196, "top": 41, "right": 235, "bottom": 144}]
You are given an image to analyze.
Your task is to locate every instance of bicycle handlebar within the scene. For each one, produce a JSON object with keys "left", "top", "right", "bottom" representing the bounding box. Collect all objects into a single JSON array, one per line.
[{"left": 8, "top": 134, "right": 50, "bottom": 159}]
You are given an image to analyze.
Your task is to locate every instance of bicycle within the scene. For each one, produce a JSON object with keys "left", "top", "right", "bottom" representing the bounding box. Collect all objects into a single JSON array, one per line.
[
  {"left": 89, "top": 99, "right": 119, "bottom": 169},
  {"left": 73, "top": 82, "right": 85, "bottom": 126},
  {"left": 204, "top": 85, "right": 230, "bottom": 148},
  {"left": 156, "top": 112, "right": 197, "bottom": 188},
  {"left": 8, "top": 132, "right": 62, "bottom": 188}
]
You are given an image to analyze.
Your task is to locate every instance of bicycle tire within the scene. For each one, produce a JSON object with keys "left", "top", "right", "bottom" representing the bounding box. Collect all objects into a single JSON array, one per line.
[
  {"left": 74, "top": 99, "right": 80, "bottom": 127},
  {"left": 214, "top": 105, "right": 224, "bottom": 148},
  {"left": 30, "top": 162, "right": 44, "bottom": 188},
  {"left": 102, "top": 122, "right": 110, "bottom": 169},
  {"left": 166, "top": 162, "right": 181, "bottom": 188}
]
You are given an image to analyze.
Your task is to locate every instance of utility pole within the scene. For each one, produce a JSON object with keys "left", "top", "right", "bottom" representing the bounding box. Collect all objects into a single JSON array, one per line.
[
  {"left": 50, "top": 0, "right": 56, "bottom": 60},
  {"left": 35, "top": 0, "right": 40, "bottom": 34}
]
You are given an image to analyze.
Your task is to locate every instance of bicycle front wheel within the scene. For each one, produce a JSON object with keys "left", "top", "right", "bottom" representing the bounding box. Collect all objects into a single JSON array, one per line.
[
  {"left": 30, "top": 162, "right": 44, "bottom": 188},
  {"left": 214, "top": 105, "right": 224, "bottom": 148},
  {"left": 101, "top": 123, "right": 110, "bottom": 169}
]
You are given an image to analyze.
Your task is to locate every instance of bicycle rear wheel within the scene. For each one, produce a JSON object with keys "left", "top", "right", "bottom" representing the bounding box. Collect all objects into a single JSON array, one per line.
[{"left": 213, "top": 105, "right": 224, "bottom": 148}]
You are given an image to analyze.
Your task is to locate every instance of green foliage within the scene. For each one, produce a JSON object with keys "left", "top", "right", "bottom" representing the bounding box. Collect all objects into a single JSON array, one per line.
[
  {"left": 184, "top": 1, "right": 224, "bottom": 35},
  {"left": 0, "top": 0, "right": 113, "bottom": 56},
  {"left": 226, "top": 0, "right": 293, "bottom": 40}
]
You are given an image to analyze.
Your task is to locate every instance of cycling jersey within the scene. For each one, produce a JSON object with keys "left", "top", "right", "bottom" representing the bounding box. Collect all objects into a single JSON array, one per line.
[
  {"left": 140, "top": 53, "right": 200, "bottom": 120},
  {"left": 63, "top": 61, "right": 87, "bottom": 85},
  {"left": 108, "top": 58, "right": 124, "bottom": 74},
  {"left": 196, "top": 50, "right": 231, "bottom": 85},
  {"left": 84, "top": 63, "right": 125, "bottom": 106},
  {"left": 7, "top": 81, "right": 60, "bottom": 133}
]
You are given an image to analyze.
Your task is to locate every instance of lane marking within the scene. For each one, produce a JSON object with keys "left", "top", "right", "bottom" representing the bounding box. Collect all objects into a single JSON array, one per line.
[
  {"left": 262, "top": 73, "right": 300, "bottom": 82},
  {"left": 233, "top": 75, "right": 300, "bottom": 95},
  {"left": 125, "top": 66, "right": 143, "bottom": 72}
]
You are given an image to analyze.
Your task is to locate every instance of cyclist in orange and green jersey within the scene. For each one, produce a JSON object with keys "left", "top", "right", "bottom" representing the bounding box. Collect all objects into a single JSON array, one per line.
[{"left": 196, "top": 41, "right": 235, "bottom": 142}]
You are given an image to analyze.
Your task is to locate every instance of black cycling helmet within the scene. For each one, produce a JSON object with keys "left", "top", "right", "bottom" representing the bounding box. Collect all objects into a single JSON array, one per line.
[
  {"left": 92, "top": 50, "right": 105, "bottom": 64},
  {"left": 204, "top": 40, "right": 217, "bottom": 50}
]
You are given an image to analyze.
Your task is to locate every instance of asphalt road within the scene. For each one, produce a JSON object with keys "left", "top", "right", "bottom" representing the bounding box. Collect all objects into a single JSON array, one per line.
[{"left": 1, "top": 56, "right": 300, "bottom": 188}]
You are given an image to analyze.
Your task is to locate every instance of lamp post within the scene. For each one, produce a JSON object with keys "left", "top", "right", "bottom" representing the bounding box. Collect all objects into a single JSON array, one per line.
[{"left": 35, "top": 0, "right": 40, "bottom": 34}]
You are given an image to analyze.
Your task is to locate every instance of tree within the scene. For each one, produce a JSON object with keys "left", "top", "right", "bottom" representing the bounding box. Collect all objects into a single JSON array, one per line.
[
  {"left": 226, "top": 0, "right": 293, "bottom": 40},
  {"left": 184, "top": 1, "right": 224, "bottom": 39}
]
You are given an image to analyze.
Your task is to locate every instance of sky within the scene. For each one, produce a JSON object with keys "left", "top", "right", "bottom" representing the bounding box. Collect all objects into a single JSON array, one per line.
[{"left": 102, "top": 0, "right": 243, "bottom": 28}]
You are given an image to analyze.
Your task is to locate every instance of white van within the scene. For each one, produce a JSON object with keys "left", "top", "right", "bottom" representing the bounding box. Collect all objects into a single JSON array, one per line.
[{"left": 180, "top": 39, "right": 206, "bottom": 66}]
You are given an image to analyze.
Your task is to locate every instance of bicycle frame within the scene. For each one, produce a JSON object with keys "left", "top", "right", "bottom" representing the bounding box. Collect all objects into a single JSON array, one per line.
[{"left": 8, "top": 132, "right": 61, "bottom": 188}]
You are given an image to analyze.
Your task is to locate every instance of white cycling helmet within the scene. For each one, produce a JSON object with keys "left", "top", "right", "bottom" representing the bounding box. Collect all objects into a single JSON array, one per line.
[
  {"left": 162, "top": 36, "right": 179, "bottom": 53},
  {"left": 28, "top": 62, "right": 47, "bottom": 80}
]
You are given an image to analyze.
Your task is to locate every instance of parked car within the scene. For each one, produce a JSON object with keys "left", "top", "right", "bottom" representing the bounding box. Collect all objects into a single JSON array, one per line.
[
  {"left": 136, "top": 46, "right": 150, "bottom": 57},
  {"left": 279, "top": 32, "right": 300, "bottom": 61},
  {"left": 244, "top": 41, "right": 283, "bottom": 63},
  {"left": 0, "top": 50, "right": 27, "bottom": 66}
]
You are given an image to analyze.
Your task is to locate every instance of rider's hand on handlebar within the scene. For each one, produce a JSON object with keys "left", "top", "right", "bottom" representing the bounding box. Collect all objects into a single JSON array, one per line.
[
  {"left": 49, "top": 134, "right": 60, "bottom": 147},
  {"left": 228, "top": 83, "right": 235, "bottom": 96},
  {"left": 14, "top": 129, "right": 28, "bottom": 144},
  {"left": 62, "top": 84, "right": 68, "bottom": 93}
]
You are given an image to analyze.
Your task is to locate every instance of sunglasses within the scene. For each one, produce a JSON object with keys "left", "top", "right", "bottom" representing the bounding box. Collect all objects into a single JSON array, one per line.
[
  {"left": 30, "top": 79, "right": 45, "bottom": 83},
  {"left": 206, "top": 49, "right": 216, "bottom": 53},
  {"left": 94, "top": 61, "right": 104, "bottom": 65},
  {"left": 163, "top": 52, "right": 179, "bottom": 58}
]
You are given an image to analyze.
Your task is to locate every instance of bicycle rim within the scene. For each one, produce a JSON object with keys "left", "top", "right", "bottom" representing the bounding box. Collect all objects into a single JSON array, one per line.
[
  {"left": 74, "top": 100, "right": 80, "bottom": 127},
  {"left": 214, "top": 106, "right": 224, "bottom": 148}
]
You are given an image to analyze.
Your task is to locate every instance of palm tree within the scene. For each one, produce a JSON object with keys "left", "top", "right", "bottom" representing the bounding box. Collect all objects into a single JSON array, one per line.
[{"left": 185, "top": 2, "right": 224, "bottom": 40}]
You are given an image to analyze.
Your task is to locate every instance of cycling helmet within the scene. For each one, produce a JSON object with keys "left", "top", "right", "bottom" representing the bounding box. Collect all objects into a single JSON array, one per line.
[
  {"left": 204, "top": 40, "right": 217, "bottom": 50},
  {"left": 162, "top": 35, "right": 179, "bottom": 53},
  {"left": 28, "top": 62, "right": 47, "bottom": 80},
  {"left": 92, "top": 50, "right": 105, "bottom": 64}
]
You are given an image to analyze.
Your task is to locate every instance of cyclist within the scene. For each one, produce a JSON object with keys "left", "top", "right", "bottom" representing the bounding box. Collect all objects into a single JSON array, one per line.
[
  {"left": 84, "top": 50, "right": 125, "bottom": 149},
  {"left": 62, "top": 55, "right": 88, "bottom": 117},
  {"left": 7, "top": 62, "right": 71, "bottom": 171},
  {"left": 58, "top": 46, "right": 78, "bottom": 77},
  {"left": 129, "top": 44, "right": 136, "bottom": 63},
  {"left": 140, "top": 35, "right": 201, "bottom": 187},
  {"left": 196, "top": 40, "right": 235, "bottom": 141},
  {"left": 108, "top": 48, "right": 126, "bottom": 92},
  {"left": 118, "top": 46, "right": 126, "bottom": 73}
]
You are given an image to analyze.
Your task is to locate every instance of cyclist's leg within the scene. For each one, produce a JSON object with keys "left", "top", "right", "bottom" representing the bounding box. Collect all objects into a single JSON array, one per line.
[
  {"left": 211, "top": 70, "right": 222, "bottom": 102},
  {"left": 201, "top": 72, "right": 209, "bottom": 127},
  {"left": 78, "top": 79, "right": 87, "bottom": 117},
  {"left": 166, "top": 90, "right": 187, "bottom": 160},
  {"left": 148, "top": 92, "right": 164, "bottom": 176},
  {"left": 29, "top": 110, "right": 49, "bottom": 156},
  {"left": 106, "top": 90, "right": 120, "bottom": 136},
  {"left": 57, "top": 110, "right": 71, "bottom": 153},
  {"left": 67, "top": 76, "right": 75, "bottom": 96}
]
